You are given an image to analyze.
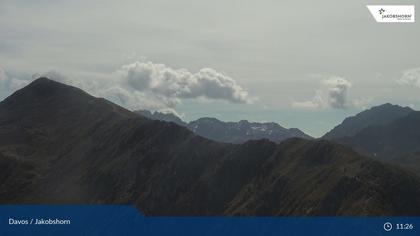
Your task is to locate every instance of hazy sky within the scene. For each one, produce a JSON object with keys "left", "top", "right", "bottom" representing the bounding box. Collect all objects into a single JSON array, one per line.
[{"left": 1, "top": 0, "right": 419, "bottom": 137}]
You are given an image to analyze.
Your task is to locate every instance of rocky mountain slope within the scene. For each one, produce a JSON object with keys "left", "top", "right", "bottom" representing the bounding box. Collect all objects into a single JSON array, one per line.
[
  {"left": 323, "top": 103, "right": 413, "bottom": 139},
  {"left": 337, "top": 112, "right": 420, "bottom": 174}
]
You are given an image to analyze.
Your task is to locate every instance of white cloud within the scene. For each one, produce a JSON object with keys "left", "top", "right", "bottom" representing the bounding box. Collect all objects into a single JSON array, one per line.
[
  {"left": 119, "top": 61, "right": 253, "bottom": 104},
  {"left": 397, "top": 67, "right": 420, "bottom": 88},
  {"left": 323, "top": 77, "right": 352, "bottom": 109},
  {"left": 292, "top": 76, "right": 355, "bottom": 109}
]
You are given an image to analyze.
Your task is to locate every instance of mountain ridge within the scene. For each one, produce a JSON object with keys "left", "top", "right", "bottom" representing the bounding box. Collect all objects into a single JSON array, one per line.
[
  {"left": 135, "top": 110, "right": 313, "bottom": 143},
  {"left": 322, "top": 103, "right": 420, "bottom": 175},
  {"left": 337, "top": 111, "right": 420, "bottom": 175},
  {"left": 1, "top": 78, "right": 420, "bottom": 216},
  {"left": 323, "top": 103, "right": 414, "bottom": 139}
]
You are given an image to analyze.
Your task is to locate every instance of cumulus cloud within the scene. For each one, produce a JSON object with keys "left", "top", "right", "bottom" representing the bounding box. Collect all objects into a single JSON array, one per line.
[
  {"left": 26, "top": 61, "right": 254, "bottom": 114},
  {"left": 292, "top": 76, "right": 354, "bottom": 109},
  {"left": 118, "top": 61, "right": 253, "bottom": 104},
  {"left": 323, "top": 77, "right": 352, "bottom": 109},
  {"left": 397, "top": 67, "right": 420, "bottom": 88}
]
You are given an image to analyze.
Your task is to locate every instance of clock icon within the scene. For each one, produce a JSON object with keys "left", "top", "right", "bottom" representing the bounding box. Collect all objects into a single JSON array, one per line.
[{"left": 384, "top": 222, "right": 393, "bottom": 231}]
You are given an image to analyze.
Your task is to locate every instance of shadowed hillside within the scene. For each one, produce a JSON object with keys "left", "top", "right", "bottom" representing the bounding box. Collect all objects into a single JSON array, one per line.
[
  {"left": 337, "top": 112, "right": 420, "bottom": 175},
  {"left": 323, "top": 103, "right": 413, "bottom": 140}
]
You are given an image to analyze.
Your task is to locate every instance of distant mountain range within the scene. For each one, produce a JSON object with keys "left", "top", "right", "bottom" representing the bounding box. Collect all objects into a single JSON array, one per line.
[
  {"left": 135, "top": 110, "right": 312, "bottom": 143},
  {"left": 1, "top": 78, "right": 420, "bottom": 216}
]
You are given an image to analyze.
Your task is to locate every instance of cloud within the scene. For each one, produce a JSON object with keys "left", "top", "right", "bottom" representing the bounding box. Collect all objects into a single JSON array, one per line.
[
  {"left": 119, "top": 61, "right": 253, "bottom": 104},
  {"left": 292, "top": 90, "right": 325, "bottom": 109},
  {"left": 397, "top": 67, "right": 420, "bottom": 88},
  {"left": 292, "top": 76, "right": 354, "bottom": 109},
  {"left": 323, "top": 77, "right": 352, "bottom": 109},
  {"left": 26, "top": 61, "right": 254, "bottom": 113}
]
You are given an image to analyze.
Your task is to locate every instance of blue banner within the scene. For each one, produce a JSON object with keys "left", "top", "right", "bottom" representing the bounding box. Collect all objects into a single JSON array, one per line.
[{"left": 0, "top": 205, "right": 419, "bottom": 236}]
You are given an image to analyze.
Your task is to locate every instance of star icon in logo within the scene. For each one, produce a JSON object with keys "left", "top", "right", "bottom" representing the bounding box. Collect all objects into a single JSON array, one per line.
[{"left": 379, "top": 8, "right": 385, "bottom": 14}]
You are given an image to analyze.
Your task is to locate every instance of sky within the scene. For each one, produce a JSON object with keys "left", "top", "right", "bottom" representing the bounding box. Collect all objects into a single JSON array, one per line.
[{"left": 0, "top": 0, "right": 419, "bottom": 137}]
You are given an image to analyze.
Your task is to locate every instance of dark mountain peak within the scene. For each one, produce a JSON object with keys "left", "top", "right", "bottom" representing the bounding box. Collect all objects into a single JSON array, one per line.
[
  {"left": 380, "top": 103, "right": 395, "bottom": 107},
  {"left": 323, "top": 103, "right": 414, "bottom": 139},
  {"left": 2, "top": 77, "right": 92, "bottom": 107},
  {"left": 28, "top": 77, "right": 56, "bottom": 85},
  {"left": 376, "top": 102, "right": 394, "bottom": 107},
  {"left": 28, "top": 77, "right": 51, "bottom": 85},
  {"left": 21, "top": 77, "right": 86, "bottom": 97},
  {"left": 368, "top": 103, "right": 413, "bottom": 112},
  {"left": 1, "top": 77, "right": 136, "bottom": 122},
  {"left": 26, "top": 77, "right": 54, "bottom": 86}
]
